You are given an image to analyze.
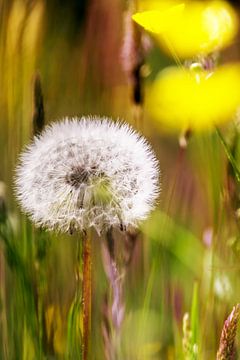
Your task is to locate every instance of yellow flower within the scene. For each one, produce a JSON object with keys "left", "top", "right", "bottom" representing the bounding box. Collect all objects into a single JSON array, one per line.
[
  {"left": 146, "top": 63, "right": 240, "bottom": 132},
  {"left": 132, "top": 1, "right": 238, "bottom": 58},
  {"left": 132, "top": 3, "right": 185, "bottom": 34},
  {"left": 136, "top": 0, "right": 182, "bottom": 12}
]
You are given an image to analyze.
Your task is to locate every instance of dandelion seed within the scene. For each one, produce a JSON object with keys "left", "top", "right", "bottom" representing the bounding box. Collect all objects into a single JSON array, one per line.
[{"left": 14, "top": 116, "right": 159, "bottom": 235}]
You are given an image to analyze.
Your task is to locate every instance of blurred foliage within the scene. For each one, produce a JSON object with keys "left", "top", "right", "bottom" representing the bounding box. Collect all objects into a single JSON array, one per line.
[{"left": 1, "top": 0, "right": 240, "bottom": 359}]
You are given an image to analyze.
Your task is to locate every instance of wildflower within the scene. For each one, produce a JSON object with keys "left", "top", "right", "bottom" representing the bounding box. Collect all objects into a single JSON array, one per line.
[
  {"left": 132, "top": 2, "right": 185, "bottom": 35},
  {"left": 217, "top": 304, "right": 240, "bottom": 360},
  {"left": 146, "top": 63, "right": 240, "bottom": 132},
  {"left": 15, "top": 117, "right": 159, "bottom": 235},
  {"left": 132, "top": 0, "right": 238, "bottom": 59},
  {"left": 136, "top": 0, "right": 183, "bottom": 12}
]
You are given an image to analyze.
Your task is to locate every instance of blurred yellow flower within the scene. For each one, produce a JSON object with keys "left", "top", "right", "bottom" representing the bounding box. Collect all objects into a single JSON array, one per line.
[
  {"left": 132, "top": 3, "right": 185, "bottom": 34},
  {"left": 146, "top": 63, "right": 240, "bottom": 132},
  {"left": 133, "top": 1, "right": 238, "bottom": 58},
  {"left": 137, "top": 0, "right": 183, "bottom": 12}
]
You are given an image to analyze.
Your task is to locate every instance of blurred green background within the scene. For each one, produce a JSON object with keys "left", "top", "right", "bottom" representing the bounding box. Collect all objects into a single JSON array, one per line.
[{"left": 1, "top": 0, "right": 240, "bottom": 359}]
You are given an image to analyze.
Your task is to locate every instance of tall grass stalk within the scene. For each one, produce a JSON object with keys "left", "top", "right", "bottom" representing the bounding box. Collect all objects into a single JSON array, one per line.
[
  {"left": 217, "top": 304, "right": 240, "bottom": 360},
  {"left": 82, "top": 232, "right": 92, "bottom": 360}
]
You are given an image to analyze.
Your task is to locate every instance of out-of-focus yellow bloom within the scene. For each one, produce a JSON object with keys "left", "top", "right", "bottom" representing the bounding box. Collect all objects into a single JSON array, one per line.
[
  {"left": 146, "top": 63, "right": 240, "bottom": 132},
  {"left": 133, "top": 1, "right": 238, "bottom": 58},
  {"left": 132, "top": 3, "right": 185, "bottom": 34}
]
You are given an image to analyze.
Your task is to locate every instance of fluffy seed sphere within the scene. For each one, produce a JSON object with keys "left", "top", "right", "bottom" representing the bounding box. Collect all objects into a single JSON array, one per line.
[{"left": 15, "top": 117, "right": 159, "bottom": 234}]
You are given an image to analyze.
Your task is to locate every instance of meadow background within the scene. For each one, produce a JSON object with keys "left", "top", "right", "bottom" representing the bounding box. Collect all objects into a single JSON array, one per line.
[{"left": 1, "top": 0, "right": 240, "bottom": 358}]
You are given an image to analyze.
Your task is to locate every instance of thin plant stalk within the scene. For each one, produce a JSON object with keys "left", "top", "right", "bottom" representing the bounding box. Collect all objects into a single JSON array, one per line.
[
  {"left": 82, "top": 231, "right": 92, "bottom": 360},
  {"left": 0, "top": 186, "right": 8, "bottom": 357},
  {"left": 121, "top": 4, "right": 144, "bottom": 128},
  {"left": 32, "top": 72, "right": 45, "bottom": 137},
  {"left": 32, "top": 72, "right": 47, "bottom": 356},
  {"left": 101, "top": 229, "right": 129, "bottom": 360},
  {"left": 67, "top": 231, "right": 92, "bottom": 359},
  {"left": 67, "top": 238, "right": 82, "bottom": 358}
]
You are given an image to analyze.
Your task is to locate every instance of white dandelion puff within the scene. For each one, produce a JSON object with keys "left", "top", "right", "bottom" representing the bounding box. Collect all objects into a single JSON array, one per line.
[{"left": 14, "top": 116, "right": 159, "bottom": 234}]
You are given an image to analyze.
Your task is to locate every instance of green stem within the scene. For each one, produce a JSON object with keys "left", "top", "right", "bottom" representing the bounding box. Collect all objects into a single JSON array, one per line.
[{"left": 216, "top": 127, "right": 240, "bottom": 183}]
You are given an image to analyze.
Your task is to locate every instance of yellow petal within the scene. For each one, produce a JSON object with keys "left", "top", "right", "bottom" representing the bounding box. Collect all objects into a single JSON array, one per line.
[
  {"left": 147, "top": 63, "right": 240, "bottom": 132},
  {"left": 132, "top": 3, "right": 185, "bottom": 34},
  {"left": 137, "top": 0, "right": 182, "bottom": 12},
  {"left": 133, "top": 1, "right": 238, "bottom": 58}
]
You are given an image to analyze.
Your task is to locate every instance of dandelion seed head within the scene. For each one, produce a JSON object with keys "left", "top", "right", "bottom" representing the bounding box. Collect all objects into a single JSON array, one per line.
[{"left": 15, "top": 116, "right": 159, "bottom": 234}]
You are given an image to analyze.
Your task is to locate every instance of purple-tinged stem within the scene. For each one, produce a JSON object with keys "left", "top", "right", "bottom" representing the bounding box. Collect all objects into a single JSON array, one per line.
[
  {"left": 82, "top": 232, "right": 92, "bottom": 360},
  {"left": 217, "top": 304, "right": 240, "bottom": 360}
]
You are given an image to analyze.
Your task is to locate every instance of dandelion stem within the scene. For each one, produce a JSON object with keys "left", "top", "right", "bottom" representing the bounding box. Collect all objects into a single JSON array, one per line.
[{"left": 82, "top": 231, "right": 91, "bottom": 360}]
